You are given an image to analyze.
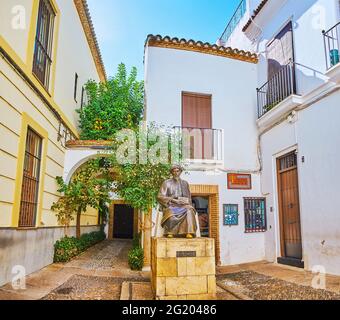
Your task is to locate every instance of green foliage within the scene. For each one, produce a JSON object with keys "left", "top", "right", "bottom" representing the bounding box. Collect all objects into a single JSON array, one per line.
[
  {"left": 78, "top": 63, "right": 144, "bottom": 140},
  {"left": 132, "top": 233, "right": 142, "bottom": 249},
  {"left": 53, "top": 231, "right": 106, "bottom": 263},
  {"left": 110, "top": 123, "right": 183, "bottom": 213},
  {"left": 51, "top": 159, "right": 113, "bottom": 237},
  {"left": 114, "top": 163, "right": 171, "bottom": 213},
  {"left": 128, "top": 246, "right": 144, "bottom": 271}
]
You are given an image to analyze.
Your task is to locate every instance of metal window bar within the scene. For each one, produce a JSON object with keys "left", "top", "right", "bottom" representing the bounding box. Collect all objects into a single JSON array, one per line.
[
  {"left": 173, "top": 127, "right": 223, "bottom": 161},
  {"left": 257, "top": 60, "right": 296, "bottom": 119},
  {"left": 323, "top": 22, "right": 340, "bottom": 70},
  {"left": 244, "top": 198, "right": 267, "bottom": 233},
  {"left": 219, "top": 0, "right": 247, "bottom": 43},
  {"left": 279, "top": 152, "right": 297, "bottom": 172},
  {"left": 18, "top": 128, "right": 43, "bottom": 228},
  {"left": 33, "top": 0, "right": 55, "bottom": 89}
]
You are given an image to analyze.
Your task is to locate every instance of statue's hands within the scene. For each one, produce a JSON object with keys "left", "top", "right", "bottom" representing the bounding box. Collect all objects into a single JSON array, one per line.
[
  {"left": 171, "top": 198, "right": 187, "bottom": 205},
  {"left": 170, "top": 198, "right": 180, "bottom": 205}
]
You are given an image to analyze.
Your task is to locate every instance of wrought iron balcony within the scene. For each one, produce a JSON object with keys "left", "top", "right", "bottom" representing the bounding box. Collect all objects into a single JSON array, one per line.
[
  {"left": 173, "top": 127, "right": 223, "bottom": 163},
  {"left": 257, "top": 60, "right": 296, "bottom": 119},
  {"left": 219, "top": 0, "right": 247, "bottom": 44},
  {"left": 323, "top": 22, "right": 340, "bottom": 70}
]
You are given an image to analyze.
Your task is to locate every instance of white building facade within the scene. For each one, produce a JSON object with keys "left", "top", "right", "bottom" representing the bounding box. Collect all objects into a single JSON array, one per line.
[{"left": 145, "top": 0, "right": 340, "bottom": 275}]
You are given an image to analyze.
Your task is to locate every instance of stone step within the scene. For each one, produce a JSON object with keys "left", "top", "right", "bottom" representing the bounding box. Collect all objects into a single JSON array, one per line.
[
  {"left": 217, "top": 281, "right": 252, "bottom": 300},
  {"left": 120, "top": 281, "right": 154, "bottom": 300}
]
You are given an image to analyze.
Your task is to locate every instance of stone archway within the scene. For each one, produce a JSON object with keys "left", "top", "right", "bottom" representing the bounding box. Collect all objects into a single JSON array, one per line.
[{"left": 63, "top": 141, "right": 113, "bottom": 183}]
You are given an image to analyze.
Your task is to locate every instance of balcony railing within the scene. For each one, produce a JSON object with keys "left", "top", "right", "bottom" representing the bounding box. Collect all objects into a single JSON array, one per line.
[
  {"left": 173, "top": 127, "right": 223, "bottom": 162},
  {"left": 257, "top": 60, "right": 296, "bottom": 119},
  {"left": 219, "top": 0, "right": 247, "bottom": 44},
  {"left": 323, "top": 22, "right": 340, "bottom": 70}
]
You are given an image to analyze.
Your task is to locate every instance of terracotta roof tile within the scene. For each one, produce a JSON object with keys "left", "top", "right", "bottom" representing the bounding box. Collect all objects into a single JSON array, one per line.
[
  {"left": 146, "top": 35, "right": 258, "bottom": 64},
  {"left": 74, "top": 0, "right": 107, "bottom": 82}
]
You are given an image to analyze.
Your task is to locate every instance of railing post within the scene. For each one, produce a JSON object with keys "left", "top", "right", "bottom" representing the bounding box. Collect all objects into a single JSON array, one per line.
[
  {"left": 323, "top": 22, "right": 340, "bottom": 70},
  {"left": 322, "top": 30, "right": 329, "bottom": 70},
  {"left": 256, "top": 87, "right": 260, "bottom": 119}
]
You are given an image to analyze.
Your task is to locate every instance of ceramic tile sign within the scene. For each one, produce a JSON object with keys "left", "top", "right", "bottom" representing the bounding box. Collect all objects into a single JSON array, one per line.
[
  {"left": 227, "top": 173, "right": 252, "bottom": 190},
  {"left": 223, "top": 204, "right": 239, "bottom": 226}
]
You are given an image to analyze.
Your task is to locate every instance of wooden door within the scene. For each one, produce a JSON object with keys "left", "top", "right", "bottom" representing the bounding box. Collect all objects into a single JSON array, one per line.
[
  {"left": 182, "top": 92, "right": 213, "bottom": 159},
  {"left": 113, "top": 204, "right": 134, "bottom": 239},
  {"left": 277, "top": 152, "right": 303, "bottom": 260}
]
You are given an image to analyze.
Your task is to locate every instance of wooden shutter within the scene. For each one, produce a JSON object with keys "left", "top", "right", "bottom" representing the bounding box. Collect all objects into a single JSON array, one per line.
[
  {"left": 182, "top": 93, "right": 212, "bottom": 129},
  {"left": 182, "top": 93, "right": 213, "bottom": 159},
  {"left": 18, "top": 128, "right": 43, "bottom": 228},
  {"left": 267, "top": 21, "right": 294, "bottom": 79}
]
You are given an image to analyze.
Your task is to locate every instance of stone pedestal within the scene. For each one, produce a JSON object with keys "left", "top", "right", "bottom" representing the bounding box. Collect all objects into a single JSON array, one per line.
[{"left": 151, "top": 237, "right": 216, "bottom": 300}]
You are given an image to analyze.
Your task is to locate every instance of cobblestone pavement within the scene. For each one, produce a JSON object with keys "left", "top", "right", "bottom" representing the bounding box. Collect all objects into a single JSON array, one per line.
[
  {"left": 0, "top": 240, "right": 149, "bottom": 300},
  {"left": 43, "top": 275, "right": 149, "bottom": 300},
  {"left": 65, "top": 239, "right": 135, "bottom": 272},
  {"left": 217, "top": 271, "right": 340, "bottom": 300},
  {"left": 9, "top": 242, "right": 338, "bottom": 300},
  {"left": 0, "top": 239, "right": 239, "bottom": 300},
  {"left": 217, "top": 261, "right": 340, "bottom": 300}
]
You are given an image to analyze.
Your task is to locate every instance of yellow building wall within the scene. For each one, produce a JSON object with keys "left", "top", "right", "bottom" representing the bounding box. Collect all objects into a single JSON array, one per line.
[
  {"left": 53, "top": 0, "right": 101, "bottom": 129},
  {"left": 0, "top": 0, "right": 34, "bottom": 63},
  {"left": 0, "top": 63, "right": 100, "bottom": 228},
  {"left": 0, "top": 0, "right": 101, "bottom": 229}
]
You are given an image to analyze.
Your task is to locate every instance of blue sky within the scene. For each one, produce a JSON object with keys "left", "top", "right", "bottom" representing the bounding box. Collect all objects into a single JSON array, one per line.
[{"left": 87, "top": 0, "right": 241, "bottom": 79}]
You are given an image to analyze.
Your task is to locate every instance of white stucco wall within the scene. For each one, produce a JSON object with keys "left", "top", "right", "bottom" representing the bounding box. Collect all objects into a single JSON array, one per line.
[
  {"left": 222, "top": 0, "right": 340, "bottom": 275},
  {"left": 261, "top": 90, "right": 340, "bottom": 276},
  {"left": 255, "top": 0, "right": 338, "bottom": 96},
  {"left": 145, "top": 46, "right": 267, "bottom": 266},
  {"left": 145, "top": 46, "right": 259, "bottom": 170},
  {"left": 189, "top": 171, "right": 265, "bottom": 266},
  {"left": 226, "top": 0, "right": 340, "bottom": 95}
]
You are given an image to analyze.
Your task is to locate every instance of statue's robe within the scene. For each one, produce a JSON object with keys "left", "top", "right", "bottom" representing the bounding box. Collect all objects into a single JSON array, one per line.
[{"left": 157, "top": 178, "right": 198, "bottom": 237}]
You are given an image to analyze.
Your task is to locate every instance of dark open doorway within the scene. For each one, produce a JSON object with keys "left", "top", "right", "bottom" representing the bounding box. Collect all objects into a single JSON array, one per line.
[
  {"left": 192, "top": 196, "right": 209, "bottom": 237},
  {"left": 113, "top": 204, "right": 134, "bottom": 239}
]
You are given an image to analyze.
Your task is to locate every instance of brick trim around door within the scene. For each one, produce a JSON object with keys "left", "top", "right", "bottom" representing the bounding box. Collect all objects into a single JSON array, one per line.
[{"left": 190, "top": 184, "right": 221, "bottom": 265}]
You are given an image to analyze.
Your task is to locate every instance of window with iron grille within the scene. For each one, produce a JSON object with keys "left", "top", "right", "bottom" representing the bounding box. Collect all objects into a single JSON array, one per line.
[
  {"left": 244, "top": 198, "right": 267, "bottom": 233},
  {"left": 32, "top": 0, "right": 56, "bottom": 89},
  {"left": 279, "top": 151, "right": 297, "bottom": 172},
  {"left": 18, "top": 128, "right": 43, "bottom": 228}
]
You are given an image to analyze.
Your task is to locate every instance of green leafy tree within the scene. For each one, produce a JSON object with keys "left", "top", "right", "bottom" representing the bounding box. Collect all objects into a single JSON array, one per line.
[
  {"left": 110, "top": 123, "right": 184, "bottom": 212},
  {"left": 78, "top": 63, "right": 144, "bottom": 140},
  {"left": 51, "top": 159, "right": 112, "bottom": 239}
]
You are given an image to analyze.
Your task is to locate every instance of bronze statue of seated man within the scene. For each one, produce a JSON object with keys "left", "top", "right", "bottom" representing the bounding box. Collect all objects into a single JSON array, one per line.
[{"left": 157, "top": 165, "right": 198, "bottom": 239}]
